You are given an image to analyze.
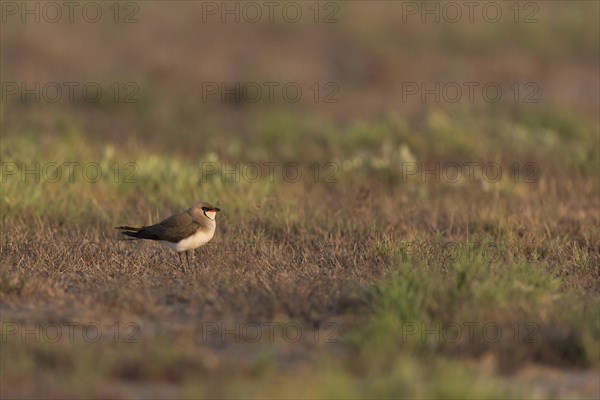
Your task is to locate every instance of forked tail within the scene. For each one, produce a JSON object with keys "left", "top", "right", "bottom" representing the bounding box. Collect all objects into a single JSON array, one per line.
[
  {"left": 115, "top": 225, "right": 159, "bottom": 240},
  {"left": 115, "top": 225, "right": 142, "bottom": 231}
]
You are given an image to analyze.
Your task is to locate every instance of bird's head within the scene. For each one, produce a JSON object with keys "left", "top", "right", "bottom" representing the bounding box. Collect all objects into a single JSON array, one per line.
[{"left": 200, "top": 204, "right": 221, "bottom": 220}]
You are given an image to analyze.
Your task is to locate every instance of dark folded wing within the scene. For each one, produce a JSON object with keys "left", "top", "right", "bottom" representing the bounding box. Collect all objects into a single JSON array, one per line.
[{"left": 142, "top": 209, "right": 202, "bottom": 243}]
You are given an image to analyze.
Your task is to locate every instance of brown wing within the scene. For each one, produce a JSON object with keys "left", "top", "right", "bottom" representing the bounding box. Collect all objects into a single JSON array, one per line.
[{"left": 141, "top": 208, "right": 205, "bottom": 243}]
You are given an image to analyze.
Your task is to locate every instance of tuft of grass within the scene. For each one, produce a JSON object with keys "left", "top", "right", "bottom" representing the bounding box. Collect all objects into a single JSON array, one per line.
[{"left": 354, "top": 250, "right": 599, "bottom": 370}]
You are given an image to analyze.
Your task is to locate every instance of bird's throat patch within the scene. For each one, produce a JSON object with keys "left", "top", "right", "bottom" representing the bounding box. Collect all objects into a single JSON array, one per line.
[{"left": 205, "top": 210, "right": 216, "bottom": 220}]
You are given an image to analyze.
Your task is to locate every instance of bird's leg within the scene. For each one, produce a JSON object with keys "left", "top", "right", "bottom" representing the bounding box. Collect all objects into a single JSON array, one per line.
[
  {"left": 186, "top": 251, "right": 190, "bottom": 270},
  {"left": 178, "top": 252, "right": 187, "bottom": 273}
]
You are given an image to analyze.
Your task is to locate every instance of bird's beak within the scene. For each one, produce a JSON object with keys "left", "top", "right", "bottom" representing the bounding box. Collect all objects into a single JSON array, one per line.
[{"left": 213, "top": 207, "right": 221, "bottom": 212}]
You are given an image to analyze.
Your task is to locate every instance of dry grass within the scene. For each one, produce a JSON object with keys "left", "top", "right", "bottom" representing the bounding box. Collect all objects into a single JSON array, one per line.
[{"left": 1, "top": 168, "right": 598, "bottom": 397}]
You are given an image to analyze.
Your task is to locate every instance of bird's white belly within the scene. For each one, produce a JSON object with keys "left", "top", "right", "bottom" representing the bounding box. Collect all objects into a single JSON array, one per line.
[{"left": 163, "top": 225, "right": 215, "bottom": 252}]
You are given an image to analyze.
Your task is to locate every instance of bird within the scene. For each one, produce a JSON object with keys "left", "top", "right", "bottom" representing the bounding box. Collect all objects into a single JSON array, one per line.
[{"left": 116, "top": 202, "right": 221, "bottom": 272}]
